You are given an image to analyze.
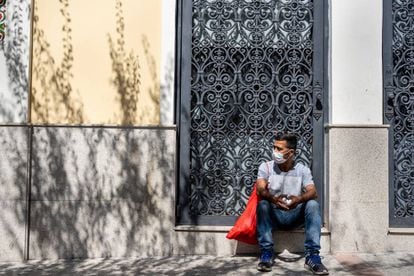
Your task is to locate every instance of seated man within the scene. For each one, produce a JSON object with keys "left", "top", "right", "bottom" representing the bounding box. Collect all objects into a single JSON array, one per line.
[{"left": 256, "top": 133, "right": 329, "bottom": 275}]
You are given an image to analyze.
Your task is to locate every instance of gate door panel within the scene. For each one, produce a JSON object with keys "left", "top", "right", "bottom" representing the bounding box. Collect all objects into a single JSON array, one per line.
[
  {"left": 177, "top": 0, "right": 326, "bottom": 225},
  {"left": 384, "top": 0, "right": 414, "bottom": 227}
]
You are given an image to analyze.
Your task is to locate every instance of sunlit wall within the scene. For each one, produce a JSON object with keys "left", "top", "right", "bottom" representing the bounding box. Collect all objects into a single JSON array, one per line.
[{"left": 31, "top": 0, "right": 162, "bottom": 125}]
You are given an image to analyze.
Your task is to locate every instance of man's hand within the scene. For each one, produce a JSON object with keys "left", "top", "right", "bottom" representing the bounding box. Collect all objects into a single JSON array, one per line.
[
  {"left": 284, "top": 185, "right": 318, "bottom": 210},
  {"left": 257, "top": 179, "right": 318, "bottom": 211},
  {"left": 272, "top": 195, "right": 290, "bottom": 210},
  {"left": 286, "top": 195, "right": 302, "bottom": 209}
]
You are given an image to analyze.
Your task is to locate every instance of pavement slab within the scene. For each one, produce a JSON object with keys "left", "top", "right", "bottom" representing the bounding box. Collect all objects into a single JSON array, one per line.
[{"left": 0, "top": 252, "right": 413, "bottom": 275}]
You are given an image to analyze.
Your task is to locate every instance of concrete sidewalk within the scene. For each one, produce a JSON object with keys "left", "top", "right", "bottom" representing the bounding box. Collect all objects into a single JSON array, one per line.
[{"left": 0, "top": 252, "right": 413, "bottom": 275}]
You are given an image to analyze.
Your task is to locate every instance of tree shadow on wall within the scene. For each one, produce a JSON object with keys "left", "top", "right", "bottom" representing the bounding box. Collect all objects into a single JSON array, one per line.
[
  {"left": 19, "top": 0, "right": 217, "bottom": 261},
  {"left": 141, "top": 34, "right": 160, "bottom": 120},
  {"left": 32, "top": 0, "right": 164, "bottom": 125},
  {"left": 31, "top": 0, "right": 84, "bottom": 124},
  {"left": 107, "top": 0, "right": 140, "bottom": 125},
  {"left": 0, "top": 126, "right": 29, "bottom": 260},
  {"left": 0, "top": 0, "right": 30, "bottom": 122},
  {"left": 0, "top": 0, "right": 218, "bottom": 264},
  {"left": 29, "top": 126, "right": 176, "bottom": 259},
  {"left": 28, "top": 0, "right": 172, "bottom": 259},
  {"left": 107, "top": 0, "right": 160, "bottom": 125}
]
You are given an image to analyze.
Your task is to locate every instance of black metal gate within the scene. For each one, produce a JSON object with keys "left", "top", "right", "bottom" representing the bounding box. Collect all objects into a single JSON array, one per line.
[
  {"left": 176, "top": 0, "right": 327, "bottom": 225},
  {"left": 384, "top": 0, "right": 414, "bottom": 227}
]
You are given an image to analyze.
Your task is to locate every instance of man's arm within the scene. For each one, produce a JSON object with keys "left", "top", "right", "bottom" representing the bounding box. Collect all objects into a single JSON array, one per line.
[
  {"left": 256, "top": 178, "right": 290, "bottom": 210},
  {"left": 288, "top": 184, "right": 317, "bottom": 209}
]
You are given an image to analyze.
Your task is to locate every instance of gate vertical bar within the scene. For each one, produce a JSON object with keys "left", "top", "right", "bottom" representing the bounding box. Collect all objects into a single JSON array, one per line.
[
  {"left": 383, "top": 0, "right": 394, "bottom": 227},
  {"left": 312, "top": 0, "right": 325, "bottom": 215},
  {"left": 176, "top": 0, "right": 194, "bottom": 224}
]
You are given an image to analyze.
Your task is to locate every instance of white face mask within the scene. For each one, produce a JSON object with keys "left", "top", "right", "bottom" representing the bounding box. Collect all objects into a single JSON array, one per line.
[{"left": 273, "top": 150, "right": 287, "bottom": 164}]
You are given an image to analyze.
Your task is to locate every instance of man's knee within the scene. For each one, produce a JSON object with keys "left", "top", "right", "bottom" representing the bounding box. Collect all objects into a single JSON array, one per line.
[
  {"left": 304, "top": 200, "right": 320, "bottom": 214},
  {"left": 257, "top": 200, "right": 271, "bottom": 214}
]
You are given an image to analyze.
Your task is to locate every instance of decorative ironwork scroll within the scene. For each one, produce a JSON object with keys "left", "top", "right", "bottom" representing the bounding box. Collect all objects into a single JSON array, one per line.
[
  {"left": 188, "top": 0, "right": 316, "bottom": 217},
  {"left": 0, "top": 0, "right": 5, "bottom": 43},
  {"left": 388, "top": 0, "right": 414, "bottom": 223}
]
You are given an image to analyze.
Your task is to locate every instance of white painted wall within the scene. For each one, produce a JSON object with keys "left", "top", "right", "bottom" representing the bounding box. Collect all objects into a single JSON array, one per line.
[
  {"left": 330, "top": 0, "right": 383, "bottom": 124},
  {"left": 0, "top": 0, "right": 31, "bottom": 123},
  {"left": 160, "top": 0, "right": 176, "bottom": 125}
]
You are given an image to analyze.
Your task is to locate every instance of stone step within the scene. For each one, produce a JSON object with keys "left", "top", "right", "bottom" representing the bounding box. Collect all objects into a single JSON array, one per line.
[{"left": 173, "top": 226, "right": 330, "bottom": 256}]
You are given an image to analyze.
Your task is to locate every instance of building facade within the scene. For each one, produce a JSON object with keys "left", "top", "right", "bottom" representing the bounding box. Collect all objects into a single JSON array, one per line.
[{"left": 0, "top": 0, "right": 413, "bottom": 261}]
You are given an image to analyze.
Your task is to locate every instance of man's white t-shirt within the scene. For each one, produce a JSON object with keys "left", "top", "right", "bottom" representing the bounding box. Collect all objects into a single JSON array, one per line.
[{"left": 257, "top": 160, "right": 314, "bottom": 197}]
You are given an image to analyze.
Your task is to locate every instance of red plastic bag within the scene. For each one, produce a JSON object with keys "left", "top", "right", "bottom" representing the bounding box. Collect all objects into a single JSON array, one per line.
[{"left": 226, "top": 184, "right": 260, "bottom": 244}]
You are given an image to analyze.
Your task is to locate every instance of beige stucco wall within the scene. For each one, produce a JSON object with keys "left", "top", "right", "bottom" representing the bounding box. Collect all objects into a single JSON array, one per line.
[{"left": 31, "top": 0, "right": 162, "bottom": 125}]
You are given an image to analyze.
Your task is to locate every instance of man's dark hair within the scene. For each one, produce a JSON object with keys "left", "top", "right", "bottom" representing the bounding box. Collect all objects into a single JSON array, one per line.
[{"left": 274, "top": 132, "right": 297, "bottom": 151}]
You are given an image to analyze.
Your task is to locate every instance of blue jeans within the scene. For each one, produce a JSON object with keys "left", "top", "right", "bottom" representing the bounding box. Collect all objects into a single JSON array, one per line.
[{"left": 256, "top": 199, "right": 322, "bottom": 256}]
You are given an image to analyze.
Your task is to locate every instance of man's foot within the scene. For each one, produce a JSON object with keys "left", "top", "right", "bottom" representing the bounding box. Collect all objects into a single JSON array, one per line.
[
  {"left": 304, "top": 254, "right": 329, "bottom": 275},
  {"left": 257, "top": 250, "right": 273, "bottom": 272}
]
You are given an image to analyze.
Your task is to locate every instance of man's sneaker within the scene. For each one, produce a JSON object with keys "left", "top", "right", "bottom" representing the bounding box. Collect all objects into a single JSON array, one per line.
[
  {"left": 257, "top": 250, "right": 273, "bottom": 272},
  {"left": 304, "top": 254, "right": 329, "bottom": 275}
]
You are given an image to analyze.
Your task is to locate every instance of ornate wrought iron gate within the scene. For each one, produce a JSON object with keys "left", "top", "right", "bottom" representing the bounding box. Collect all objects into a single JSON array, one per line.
[
  {"left": 384, "top": 0, "right": 414, "bottom": 227},
  {"left": 177, "top": 0, "right": 327, "bottom": 225}
]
